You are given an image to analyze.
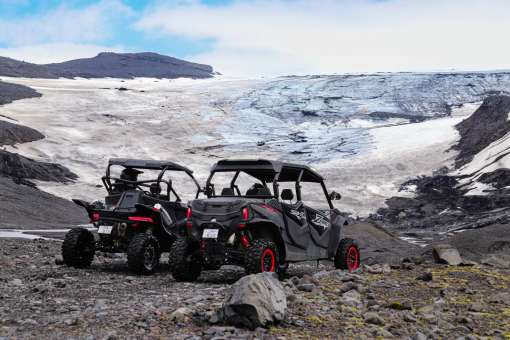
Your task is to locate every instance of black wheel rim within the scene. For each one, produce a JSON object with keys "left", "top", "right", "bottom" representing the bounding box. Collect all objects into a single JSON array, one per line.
[{"left": 144, "top": 244, "right": 156, "bottom": 271}]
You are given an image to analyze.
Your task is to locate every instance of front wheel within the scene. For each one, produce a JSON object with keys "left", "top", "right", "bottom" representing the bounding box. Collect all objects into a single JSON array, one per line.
[
  {"left": 62, "top": 228, "right": 95, "bottom": 268},
  {"left": 169, "top": 237, "right": 202, "bottom": 282},
  {"left": 127, "top": 234, "right": 160, "bottom": 275},
  {"left": 335, "top": 238, "right": 360, "bottom": 272},
  {"left": 244, "top": 239, "right": 280, "bottom": 275}
]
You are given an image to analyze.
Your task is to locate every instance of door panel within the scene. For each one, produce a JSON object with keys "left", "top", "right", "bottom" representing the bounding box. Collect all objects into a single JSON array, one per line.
[
  {"left": 282, "top": 202, "right": 310, "bottom": 249},
  {"left": 306, "top": 207, "right": 331, "bottom": 248}
]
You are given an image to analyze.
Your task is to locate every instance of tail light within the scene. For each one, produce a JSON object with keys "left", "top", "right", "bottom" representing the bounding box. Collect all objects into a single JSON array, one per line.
[
  {"left": 186, "top": 207, "right": 192, "bottom": 228},
  {"left": 128, "top": 216, "right": 154, "bottom": 223},
  {"left": 242, "top": 207, "right": 250, "bottom": 220},
  {"left": 239, "top": 207, "right": 250, "bottom": 229},
  {"left": 91, "top": 213, "right": 100, "bottom": 223}
]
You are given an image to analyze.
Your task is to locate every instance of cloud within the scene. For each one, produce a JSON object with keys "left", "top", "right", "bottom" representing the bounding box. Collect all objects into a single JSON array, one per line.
[
  {"left": 136, "top": 0, "right": 510, "bottom": 76},
  {"left": 0, "top": 43, "right": 125, "bottom": 64},
  {"left": 0, "top": 0, "right": 133, "bottom": 46}
]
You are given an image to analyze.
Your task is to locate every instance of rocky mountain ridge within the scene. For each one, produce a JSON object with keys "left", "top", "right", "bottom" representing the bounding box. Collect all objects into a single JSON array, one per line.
[{"left": 0, "top": 52, "right": 215, "bottom": 79}]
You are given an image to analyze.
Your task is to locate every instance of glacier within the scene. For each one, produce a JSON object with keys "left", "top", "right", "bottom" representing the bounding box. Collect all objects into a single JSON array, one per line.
[{"left": 1, "top": 71, "right": 509, "bottom": 215}]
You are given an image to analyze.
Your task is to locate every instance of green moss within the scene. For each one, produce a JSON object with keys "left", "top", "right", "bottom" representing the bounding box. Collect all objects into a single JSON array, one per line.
[{"left": 388, "top": 301, "right": 411, "bottom": 310}]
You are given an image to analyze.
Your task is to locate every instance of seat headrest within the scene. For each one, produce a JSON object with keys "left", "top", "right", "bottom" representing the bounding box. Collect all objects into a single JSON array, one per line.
[
  {"left": 281, "top": 188, "right": 294, "bottom": 201},
  {"left": 150, "top": 183, "right": 161, "bottom": 195},
  {"left": 221, "top": 188, "right": 234, "bottom": 196}
]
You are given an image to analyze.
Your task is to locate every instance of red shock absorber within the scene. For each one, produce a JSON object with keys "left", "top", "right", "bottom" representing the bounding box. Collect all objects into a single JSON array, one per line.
[
  {"left": 240, "top": 235, "right": 250, "bottom": 248},
  {"left": 239, "top": 207, "right": 250, "bottom": 248},
  {"left": 186, "top": 207, "right": 192, "bottom": 229}
]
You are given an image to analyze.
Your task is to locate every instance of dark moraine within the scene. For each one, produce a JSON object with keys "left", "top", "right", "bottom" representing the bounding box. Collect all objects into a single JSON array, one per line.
[{"left": 0, "top": 120, "right": 44, "bottom": 146}]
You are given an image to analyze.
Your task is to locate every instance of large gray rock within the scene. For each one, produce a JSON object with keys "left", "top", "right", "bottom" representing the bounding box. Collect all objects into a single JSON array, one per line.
[
  {"left": 481, "top": 254, "right": 510, "bottom": 269},
  {"left": 432, "top": 244, "right": 463, "bottom": 265},
  {"left": 222, "top": 273, "right": 286, "bottom": 329}
]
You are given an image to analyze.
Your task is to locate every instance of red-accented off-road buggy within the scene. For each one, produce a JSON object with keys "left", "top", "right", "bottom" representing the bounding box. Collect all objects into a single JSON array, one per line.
[
  {"left": 169, "top": 159, "right": 360, "bottom": 281},
  {"left": 62, "top": 158, "right": 201, "bottom": 275}
]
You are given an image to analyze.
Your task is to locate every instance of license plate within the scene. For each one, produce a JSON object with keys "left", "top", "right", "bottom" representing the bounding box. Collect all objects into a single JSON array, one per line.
[
  {"left": 98, "top": 225, "right": 113, "bottom": 234},
  {"left": 203, "top": 229, "right": 219, "bottom": 239}
]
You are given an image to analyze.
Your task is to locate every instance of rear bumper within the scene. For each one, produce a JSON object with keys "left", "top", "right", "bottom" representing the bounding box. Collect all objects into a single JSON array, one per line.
[{"left": 188, "top": 219, "right": 237, "bottom": 241}]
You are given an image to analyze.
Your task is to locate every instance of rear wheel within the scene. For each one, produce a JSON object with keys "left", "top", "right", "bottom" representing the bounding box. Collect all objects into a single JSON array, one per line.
[
  {"left": 169, "top": 237, "right": 202, "bottom": 282},
  {"left": 244, "top": 238, "right": 280, "bottom": 275},
  {"left": 62, "top": 228, "right": 95, "bottom": 268},
  {"left": 127, "top": 234, "right": 160, "bottom": 275},
  {"left": 335, "top": 238, "right": 360, "bottom": 272}
]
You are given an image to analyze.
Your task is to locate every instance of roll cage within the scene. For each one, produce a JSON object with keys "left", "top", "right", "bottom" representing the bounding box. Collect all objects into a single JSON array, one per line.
[
  {"left": 205, "top": 159, "right": 337, "bottom": 209},
  {"left": 102, "top": 158, "right": 201, "bottom": 202}
]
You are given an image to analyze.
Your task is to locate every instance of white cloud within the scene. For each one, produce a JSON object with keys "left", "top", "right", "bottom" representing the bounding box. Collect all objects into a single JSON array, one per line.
[
  {"left": 136, "top": 0, "right": 510, "bottom": 76},
  {"left": 0, "top": 43, "right": 125, "bottom": 64},
  {"left": 0, "top": 0, "right": 132, "bottom": 46}
]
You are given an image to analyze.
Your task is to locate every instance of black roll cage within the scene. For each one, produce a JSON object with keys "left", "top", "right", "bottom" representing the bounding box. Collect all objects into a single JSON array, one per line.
[
  {"left": 103, "top": 162, "right": 201, "bottom": 202},
  {"left": 205, "top": 168, "right": 335, "bottom": 209}
]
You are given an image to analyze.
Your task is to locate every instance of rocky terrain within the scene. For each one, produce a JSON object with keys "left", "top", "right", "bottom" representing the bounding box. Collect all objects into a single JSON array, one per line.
[
  {"left": 0, "top": 81, "right": 41, "bottom": 106},
  {"left": 0, "top": 52, "right": 215, "bottom": 79},
  {"left": 0, "top": 230, "right": 508, "bottom": 339},
  {"left": 372, "top": 95, "right": 510, "bottom": 234}
]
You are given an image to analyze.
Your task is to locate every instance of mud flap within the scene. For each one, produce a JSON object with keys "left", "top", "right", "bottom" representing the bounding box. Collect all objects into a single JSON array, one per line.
[{"left": 327, "top": 209, "right": 346, "bottom": 258}]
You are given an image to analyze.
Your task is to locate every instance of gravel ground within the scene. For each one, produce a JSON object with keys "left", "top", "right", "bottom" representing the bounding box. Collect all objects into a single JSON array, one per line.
[{"left": 1, "top": 238, "right": 509, "bottom": 339}]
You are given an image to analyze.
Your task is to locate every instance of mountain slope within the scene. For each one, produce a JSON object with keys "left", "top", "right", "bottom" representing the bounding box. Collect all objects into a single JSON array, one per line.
[
  {"left": 0, "top": 56, "right": 57, "bottom": 78},
  {"left": 454, "top": 96, "right": 510, "bottom": 167},
  {"left": 45, "top": 52, "right": 214, "bottom": 79},
  {"left": 0, "top": 52, "right": 214, "bottom": 79}
]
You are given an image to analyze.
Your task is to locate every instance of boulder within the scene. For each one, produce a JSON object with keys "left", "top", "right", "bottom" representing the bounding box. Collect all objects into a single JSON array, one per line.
[
  {"left": 416, "top": 271, "right": 433, "bottom": 282},
  {"left": 170, "top": 307, "right": 193, "bottom": 322},
  {"left": 341, "top": 289, "right": 362, "bottom": 307},
  {"left": 222, "top": 273, "right": 286, "bottom": 329},
  {"left": 364, "top": 263, "right": 391, "bottom": 274},
  {"left": 481, "top": 254, "right": 510, "bottom": 269},
  {"left": 432, "top": 244, "right": 463, "bottom": 265},
  {"left": 364, "top": 312, "right": 384, "bottom": 325}
]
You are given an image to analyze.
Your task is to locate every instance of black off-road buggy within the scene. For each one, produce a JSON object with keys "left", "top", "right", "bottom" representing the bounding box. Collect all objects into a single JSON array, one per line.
[
  {"left": 62, "top": 158, "right": 201, "bottom": 275},
  {"left": 169, "top": 159, "right": 360, "bottom": 281}
]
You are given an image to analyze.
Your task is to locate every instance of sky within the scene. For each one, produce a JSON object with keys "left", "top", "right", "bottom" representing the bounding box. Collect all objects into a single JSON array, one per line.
[{"left": 0, "top": 0, "right": 509, "bottom": 76}]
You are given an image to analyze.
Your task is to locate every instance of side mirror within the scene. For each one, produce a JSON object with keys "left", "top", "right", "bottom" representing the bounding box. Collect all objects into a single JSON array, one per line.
[
  {"left": 329, "top": 191, "right": 342, "bottom": 200},
  {"left": 281, "top": 189, "right": 294, "bottom": 201}
]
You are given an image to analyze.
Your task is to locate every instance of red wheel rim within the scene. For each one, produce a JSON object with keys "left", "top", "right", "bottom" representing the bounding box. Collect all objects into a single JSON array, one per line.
[
  {"left": 346, "top": 245, "right": 360, "bottom": 272},
  {"left": 261, "top": 249, "right": 276, "bottom": 272}
]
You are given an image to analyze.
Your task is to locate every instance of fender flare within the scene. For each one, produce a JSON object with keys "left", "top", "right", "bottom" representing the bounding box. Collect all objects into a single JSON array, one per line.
[
  {"left": 72, "top": 199, "right": 94, "bottom": 219},
  {"left": 327, "top": 210, "right": 348, "bottom": 258},
  {"left": 245, "top": 218, "right": 287, "bottom": 261}
]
